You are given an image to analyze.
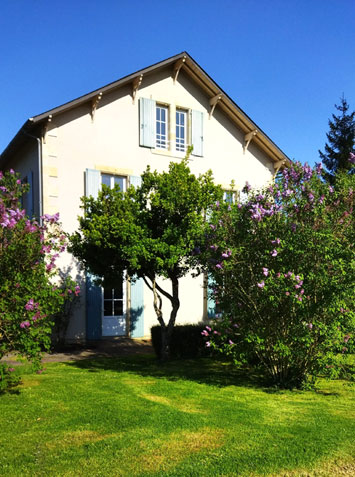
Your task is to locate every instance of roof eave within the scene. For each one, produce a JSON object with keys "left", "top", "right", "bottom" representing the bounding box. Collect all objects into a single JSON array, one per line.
[{"left": 1, "top": 51, "right": 291, "bottom": 167}]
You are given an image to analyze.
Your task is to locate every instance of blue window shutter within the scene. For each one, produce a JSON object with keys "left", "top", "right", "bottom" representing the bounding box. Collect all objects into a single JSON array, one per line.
[
  {"left": 85, "top": 168, "right": 102, "bottom": 340},
  {"left": 130, "top": 277, "right": 145, "bottom": 338},
  {"left": 139, "top": 98, "right": 156, "bottom": 148},
  {"left": 85, "top": 168, "right": 101, "bottom": 199},
  {"left": 27, "top": 171, "right": 34, "bottom": 218},
  {"left": 191, "top": 110, "right": 204, "bottom": 157},
  {"left": 86, "top": 273, "right": 102, "bottom": 340},
  {"left": 207, "top": 274, "right": 216, "bottom": 318},
  {"left": 129, "top": 174, "right": 144, "bottom": 337}
]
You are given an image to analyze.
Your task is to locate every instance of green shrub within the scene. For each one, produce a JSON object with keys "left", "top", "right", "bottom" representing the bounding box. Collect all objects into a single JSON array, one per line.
[{"left": 151, "top": 324, "right": 211, "bottom": 359}]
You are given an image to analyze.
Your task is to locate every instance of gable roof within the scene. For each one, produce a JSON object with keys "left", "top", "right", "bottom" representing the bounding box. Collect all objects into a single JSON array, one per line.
[{"left": 0, "top": 52, "right": 290, "bottom": 166}]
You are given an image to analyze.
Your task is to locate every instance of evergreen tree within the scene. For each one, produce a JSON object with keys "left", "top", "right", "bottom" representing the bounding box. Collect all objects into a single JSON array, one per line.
[{"left": 319, "top": 96, "right": 355, "bottom": 182}]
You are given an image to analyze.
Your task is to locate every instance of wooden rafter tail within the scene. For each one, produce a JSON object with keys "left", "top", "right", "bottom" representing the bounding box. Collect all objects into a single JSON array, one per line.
[
  {"left": 273, "top": 159, "right": 286, "bottom": 176},
  {"left": 43, "top": 115, "right": 52, "bottom": 144},
  {"left": 132, "top": 75, "right": 143, "bottom": 104},
  {"left": 173, "top": 56, "right": 186, "bottom": 84},
  {"left": 243, "top": 129, "right": 258, "bottom": 154},
  {"left": 91, "top": 93, "right": 103, "bottom": 122},
  {"left": 209, "top": 93, "right": 223, "bottom": 119}
]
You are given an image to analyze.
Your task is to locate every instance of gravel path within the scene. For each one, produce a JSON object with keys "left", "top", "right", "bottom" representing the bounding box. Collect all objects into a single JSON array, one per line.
[{"left": 1, "top": 338, "right": 154, "bottom": 366}]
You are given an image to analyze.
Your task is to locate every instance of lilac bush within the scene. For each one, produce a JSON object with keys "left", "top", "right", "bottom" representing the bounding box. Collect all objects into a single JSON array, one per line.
[
  {"left": 200, "top": 161, "right": 354, "bottom": 388},
  {"left": 0, "top": 170, "right": 78, "bottom": 391}
]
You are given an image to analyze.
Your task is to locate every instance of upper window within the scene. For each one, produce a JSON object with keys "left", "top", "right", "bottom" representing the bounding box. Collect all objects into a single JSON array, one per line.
[
  {"left": 156, "top": 105, "right": 168, "bottom": 149},
  {"left": 176, "top": 109, "right": 187, "bottom": 152},
  {"left": 101, "top": 174, "right": 126, "bottom": 191},
  {"left": 139, "top": 98, "right": 203, "bottom": 157}
]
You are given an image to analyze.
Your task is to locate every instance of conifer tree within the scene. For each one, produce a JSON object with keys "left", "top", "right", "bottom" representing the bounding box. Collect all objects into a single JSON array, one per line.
[{"left": 319, "top": 96, "right": 355, "bottom": 182}]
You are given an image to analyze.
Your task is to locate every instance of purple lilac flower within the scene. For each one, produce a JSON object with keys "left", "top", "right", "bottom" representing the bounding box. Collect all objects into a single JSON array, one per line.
[
  {"left": 201, "top": 330, "right": 209, "bottom": 336},
  {"left": 307, "top": 323, "right": 313, "bottom": 329},
  {"left": 25, "top": 299, "right": 35, "bottom": 311},
  {"left": 206, "top": 341, "right": 211, "bottom": 348},
  {"left": 228, "top": 340, "right": 234, "bottom": 345},
  {"left": 315, "top": 163, "right": 323, "bottom": 174},
  {"left": 271, "top": 249, "right": 278, "bottom": 257},
  {"left": 206, "top": 326, "right": 211, "bottom": 332},
  {"left": 20, "top": 321, "right": 30, "bottom": 328},
  {"left": 271, "top": 238, "right": 281, "bottom": 245},
  {"left": 216, "top": 263, "right": 223, "bottom": 269},
  {"left": 257, "top": 281, "right": 265, "bottom": 288},
  {"left": 243, "top": 181, "right": 251, "bottom": 193},
  {"left": 262, "top": 267, "right": 269, "bottom": 277},
  {"left": 349, "top": 152, "right": 355, "bottom": 164}
]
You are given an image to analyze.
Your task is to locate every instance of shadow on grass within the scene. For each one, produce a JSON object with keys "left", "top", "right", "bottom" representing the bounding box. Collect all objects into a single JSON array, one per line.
[{"left": 65, "top": 354, "right": 271, "bottom": 390}]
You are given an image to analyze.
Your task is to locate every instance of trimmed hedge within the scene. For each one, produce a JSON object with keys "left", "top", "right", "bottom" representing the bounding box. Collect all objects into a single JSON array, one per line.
[{"left": 151, "top": 324, "right": 211, "bottom": 359}]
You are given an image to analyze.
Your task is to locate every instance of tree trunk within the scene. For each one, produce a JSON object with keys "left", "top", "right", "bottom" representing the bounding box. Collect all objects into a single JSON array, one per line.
[
  {"left": 159, "top": 277, "right": 180, "bottom": 361},
  {"left": 144, "top": 275, "right": 180, "bottom": 361}
]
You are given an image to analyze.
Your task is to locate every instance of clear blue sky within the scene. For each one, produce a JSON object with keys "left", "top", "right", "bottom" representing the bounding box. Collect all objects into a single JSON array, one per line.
[{"left": 1, "top": 0, "right": 354, "bottom": 164}]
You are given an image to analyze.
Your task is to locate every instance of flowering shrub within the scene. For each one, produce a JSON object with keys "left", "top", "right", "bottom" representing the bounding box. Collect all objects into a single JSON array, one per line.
[
  {"left": 0, "top": 170, "right": 78, "bottom": 391},
  {"left": 200, "top": 161, "right": 354, "bottom": 388}
]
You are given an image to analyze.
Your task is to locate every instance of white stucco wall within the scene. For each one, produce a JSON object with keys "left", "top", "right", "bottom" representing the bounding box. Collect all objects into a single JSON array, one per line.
[{"left": 38, "top": 66, "right": 274, "bottom": 340}]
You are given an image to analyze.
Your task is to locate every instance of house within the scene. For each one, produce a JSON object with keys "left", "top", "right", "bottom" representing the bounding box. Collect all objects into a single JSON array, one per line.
[{"left": 0, "top": 52, "right": 290, "bottom": 342}]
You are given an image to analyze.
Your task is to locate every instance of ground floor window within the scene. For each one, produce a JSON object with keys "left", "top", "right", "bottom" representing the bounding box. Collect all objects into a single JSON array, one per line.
[{"left": 102, "top": 281, "right": 126, "bottom": 337}]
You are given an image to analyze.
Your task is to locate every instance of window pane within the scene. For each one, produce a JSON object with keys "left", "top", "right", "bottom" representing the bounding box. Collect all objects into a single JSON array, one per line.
[
  {"left": 104, "top": 300, "right": 112, "bottom": 316},
  {"left": 102, "top": 174, "right": 111, "bottom": 188},
  {"left": 224, "top": 191, "right": 235, "bottom": 204},
  {"left": 113, "top": 284, "right": 123, "bottom": 299},
  {"left": 114, "top": 176, "right": 125, "bottom": 191},
  {"left": 104, "top": 288, "right": 112, "bottom": 300},
  {"left": 114, "top": 301, "right": 123, "bottom": 316}
]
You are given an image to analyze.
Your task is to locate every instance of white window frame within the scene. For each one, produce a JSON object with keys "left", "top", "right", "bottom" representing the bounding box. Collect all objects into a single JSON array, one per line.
[
  {"left": 156, "top": 105, "right": 169, "bottom": 150},
  {"left": 176, "top": 109, "right": 188, "bottom": 153}
]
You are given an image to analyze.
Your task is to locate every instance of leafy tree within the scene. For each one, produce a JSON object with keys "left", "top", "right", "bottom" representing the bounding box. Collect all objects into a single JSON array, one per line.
[
  {"left": 70, "top": 155, "right": 222, "bottom": 360},
  {"left": 0, "top": 170, "right": 79, "bottom": 391},
  {"left": 319, "top": 96, "right": 355, "bottom": 182},
  {"left": 199, "top": 162, "right": 354, "bottom": 389}
]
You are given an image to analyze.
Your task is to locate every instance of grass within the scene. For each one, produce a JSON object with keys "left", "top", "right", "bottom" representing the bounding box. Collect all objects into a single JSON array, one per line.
[{"left": 0, "top": 355, "right": 354, "bottom": 477}]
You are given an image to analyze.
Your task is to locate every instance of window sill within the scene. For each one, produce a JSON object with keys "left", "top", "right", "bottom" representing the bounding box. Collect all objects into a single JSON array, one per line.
[{"left": 150, "top": 148, "right": 191, "bottom": 160}]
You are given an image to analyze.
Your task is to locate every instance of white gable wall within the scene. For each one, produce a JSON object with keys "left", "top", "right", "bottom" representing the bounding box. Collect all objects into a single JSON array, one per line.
[{"left": 38, "top": 66, "right": 274, "bottom": 340}]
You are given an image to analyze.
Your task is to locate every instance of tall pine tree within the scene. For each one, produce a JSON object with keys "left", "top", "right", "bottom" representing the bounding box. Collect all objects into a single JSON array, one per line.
[{"left": 319, "top": 96, "right": 355, "bottom": 182}]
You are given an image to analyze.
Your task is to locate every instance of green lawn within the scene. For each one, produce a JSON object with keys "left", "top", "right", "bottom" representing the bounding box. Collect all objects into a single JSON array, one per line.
[{"left": 0, "top": 356, "right": 354, "bottom": 477}]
